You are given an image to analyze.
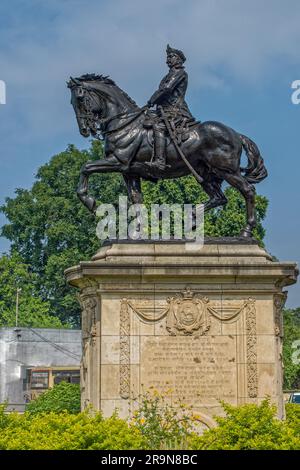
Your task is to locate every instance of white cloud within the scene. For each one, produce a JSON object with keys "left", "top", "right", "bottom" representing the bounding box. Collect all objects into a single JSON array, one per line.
[{"left": 1, "top": 0, "right": 300, "bottom": 140}]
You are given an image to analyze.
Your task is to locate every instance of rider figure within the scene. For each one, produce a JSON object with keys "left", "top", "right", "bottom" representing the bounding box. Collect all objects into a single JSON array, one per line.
[{"left": 146, "top": 45, "right": 194, "bottom": 171}]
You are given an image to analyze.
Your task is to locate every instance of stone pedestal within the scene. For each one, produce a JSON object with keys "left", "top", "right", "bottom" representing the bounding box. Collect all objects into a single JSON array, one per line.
[{"left": 65, "top": 240, "right": 298, "bottom": 426}]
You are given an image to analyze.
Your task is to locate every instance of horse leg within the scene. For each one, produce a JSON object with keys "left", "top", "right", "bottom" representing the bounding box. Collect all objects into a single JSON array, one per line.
[
  {"left": 123, "top": 174, "right": 143, "bottom": 204},
  {"left": 222, "top": 171, "right": 256, "bottom": 237},
  {"left": 201, "top": 176, "right": 227, "bottom": 212},
  {"left": 77, "top": 158, "right": 122, "bottom": 213},
  {"left": 123, "top": 174, "right": 146, "bottom": 239}
]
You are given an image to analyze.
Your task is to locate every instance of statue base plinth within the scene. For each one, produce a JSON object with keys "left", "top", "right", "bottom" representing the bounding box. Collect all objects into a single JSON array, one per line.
[{"left": 65, "top": 240, "right": 298, "bottom": 427}]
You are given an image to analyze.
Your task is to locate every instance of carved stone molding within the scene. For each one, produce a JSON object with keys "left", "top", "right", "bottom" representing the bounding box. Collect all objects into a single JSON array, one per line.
[
  {"left": 245, "top": 298, "right": 258, "bottom": 398},
  {"left": 78, "top": 294, "right": 98, "bottom": 408},
  {"left": 77, "top": 278, "right": 99, "bottom": 291},
  {"left": 120, "top": 299, "right": 131, "bottom": 399},
  {"left": 79, "top": 295, "right": 98, "bottom": 343},
  {"left": 274, "top": 292, "right": 287, "bottom": 338},
  {"left": 121, "top": 289, "right": 248, "bottom": 337},
  {"left": 81, "top": 341, "right": 88, "bottom": 398}
]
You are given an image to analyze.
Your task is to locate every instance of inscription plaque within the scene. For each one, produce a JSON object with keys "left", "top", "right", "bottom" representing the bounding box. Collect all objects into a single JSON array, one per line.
[{"left": 141, "top": 336, "right": 237, "bottom": 405}]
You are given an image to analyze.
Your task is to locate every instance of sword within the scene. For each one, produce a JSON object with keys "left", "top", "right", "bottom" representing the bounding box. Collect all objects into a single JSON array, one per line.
[{"left": 158, "top": 106, "right": 204, "bottom": 185}]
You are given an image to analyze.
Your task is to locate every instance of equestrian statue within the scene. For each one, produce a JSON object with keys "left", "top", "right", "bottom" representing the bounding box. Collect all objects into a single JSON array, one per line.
[{"left": 67, "top": 45, "right": 267, "bottom": 238}]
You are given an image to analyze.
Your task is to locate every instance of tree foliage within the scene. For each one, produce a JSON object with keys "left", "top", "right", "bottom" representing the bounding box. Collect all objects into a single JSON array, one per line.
[
  {"left": 1, "top": 142, "right": 126, "bottom": 326},
  {"left": 26, "top": 382, "right": 81, "bottom": 415},
  {"left": 142, "top": 178, "right": 268, "bottom": 243},
  {"left": 283, "top": 308, "right": 300, "bottom": 389},
  {"left": 0, "top": 253, "right": 63, "bottom": 328},
  {"left": 1, "top": 141, "right": 268, "bottom": 327}
]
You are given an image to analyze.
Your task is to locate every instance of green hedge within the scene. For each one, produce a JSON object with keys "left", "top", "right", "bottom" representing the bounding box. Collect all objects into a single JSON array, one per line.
[
  {"left": 0, "top": 407, "right": 144, "bottom": 450},
  {"left": 190, "top": 401, "right": 300, "bottom": 450},
  {"left": 1, "top": 397, "right": 300, "bottom": 450}
]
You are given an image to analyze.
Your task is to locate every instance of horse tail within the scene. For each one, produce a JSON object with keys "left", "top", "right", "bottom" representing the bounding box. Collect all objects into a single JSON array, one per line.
[{"left": 239, "top": 134, "right": 268, "bottom": 184}]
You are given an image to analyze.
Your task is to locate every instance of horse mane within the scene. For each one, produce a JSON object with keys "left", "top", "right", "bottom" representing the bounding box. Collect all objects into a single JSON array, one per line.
[
  {"left": 77, "top": 73, "right": 116, "bottom": 85},
  {"left": 76, "top": 73, "right": 138, "bottom": 108}
]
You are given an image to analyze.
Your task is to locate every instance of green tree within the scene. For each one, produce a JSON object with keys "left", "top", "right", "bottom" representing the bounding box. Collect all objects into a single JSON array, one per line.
[
  {"left": 1, "top": 141, "right": 126, "bottom": 326},
  {"left": 26, "top": 382, "right": 81, "bottom": 415},
  {"left": 283, "top": 308, "right": 300, "bottom": 389},
  {"left": 0, "top": 253, "right": 64, "bottom": 328},
  {"left": 1, "top": 141, "right": 268, "bottom": 327},
  {"left": 143, "top": 179, "right": 267, "bottom": 242}
]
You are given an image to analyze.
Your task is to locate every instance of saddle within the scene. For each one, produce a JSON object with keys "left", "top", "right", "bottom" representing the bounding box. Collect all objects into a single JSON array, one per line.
[{"left": 143, "top": 109, "right": 198, "bottom": 146}]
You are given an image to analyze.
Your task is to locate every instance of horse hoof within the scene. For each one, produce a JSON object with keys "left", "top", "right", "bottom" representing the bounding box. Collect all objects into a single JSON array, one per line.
[
  {"left": 240, "top": 228, "right": 253, "bottom": 238},
  {"left": 85, "top": 197, "right": 96, "bottom": 213}
]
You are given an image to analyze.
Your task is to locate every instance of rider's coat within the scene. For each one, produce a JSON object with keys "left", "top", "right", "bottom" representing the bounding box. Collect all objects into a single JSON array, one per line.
[{"left": 148, "top": 66, "right": 194, "bottom": 121}]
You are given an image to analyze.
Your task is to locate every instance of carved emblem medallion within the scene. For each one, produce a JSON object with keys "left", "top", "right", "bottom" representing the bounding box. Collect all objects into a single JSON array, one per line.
[{"left": 166, "top": 288, "right": 210, "bottom": 336}]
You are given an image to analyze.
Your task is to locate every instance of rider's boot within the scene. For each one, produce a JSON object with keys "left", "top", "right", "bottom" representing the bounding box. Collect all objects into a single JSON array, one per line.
[{"left": 146, "top": 130, "right": 169, "bottom": 171}]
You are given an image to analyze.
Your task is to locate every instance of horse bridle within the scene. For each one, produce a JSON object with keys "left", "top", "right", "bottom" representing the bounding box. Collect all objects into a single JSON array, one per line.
[
  {"left": 74, "top": 85, "right": 104, "bottom": 139},
  {"left": 75, "top": 84, "right": 146, "bottom": 140}
]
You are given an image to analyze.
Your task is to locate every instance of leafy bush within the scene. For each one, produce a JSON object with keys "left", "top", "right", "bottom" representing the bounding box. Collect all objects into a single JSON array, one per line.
[
  {"left": 26, "top": 382, "right": 81, "bottom": 415},
  {"left": 189, "top": 399, "right": 300, "bottom": 450},
  {"left": 285, "top": 403, "right": 300, "bottom": 435},
  {"left": 131, "top": 389, "right": 195, "bottom": 449},
  {"left": 0, "top": 408, "right": 144, "bottom": 450},
  {"left": 1, "top": 396, "right": 300, "bottom": 450}
]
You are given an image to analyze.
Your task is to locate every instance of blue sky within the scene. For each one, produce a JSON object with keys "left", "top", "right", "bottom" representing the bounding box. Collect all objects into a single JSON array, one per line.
[{"left": 0, "top": 0, "right": 300, "bottom": 306}]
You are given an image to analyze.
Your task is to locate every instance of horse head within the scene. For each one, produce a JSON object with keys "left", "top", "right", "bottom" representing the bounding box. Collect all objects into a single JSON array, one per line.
[
  {"left": 67, "top": 75, "right": 102, "bottom": 137},
  {"left": 67, "top": 74, "right": 139, "bottom": 138}
]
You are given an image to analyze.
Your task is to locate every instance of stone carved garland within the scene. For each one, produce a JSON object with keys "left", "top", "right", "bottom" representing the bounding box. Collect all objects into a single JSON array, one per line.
[{"left": 119, "top": 289, "right": 258, "bottom": 400}]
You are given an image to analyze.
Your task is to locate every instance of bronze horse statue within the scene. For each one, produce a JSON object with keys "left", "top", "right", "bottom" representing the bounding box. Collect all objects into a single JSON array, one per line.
[{"left": 67, "top": 74, "right": 267, "bottom": 238}]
